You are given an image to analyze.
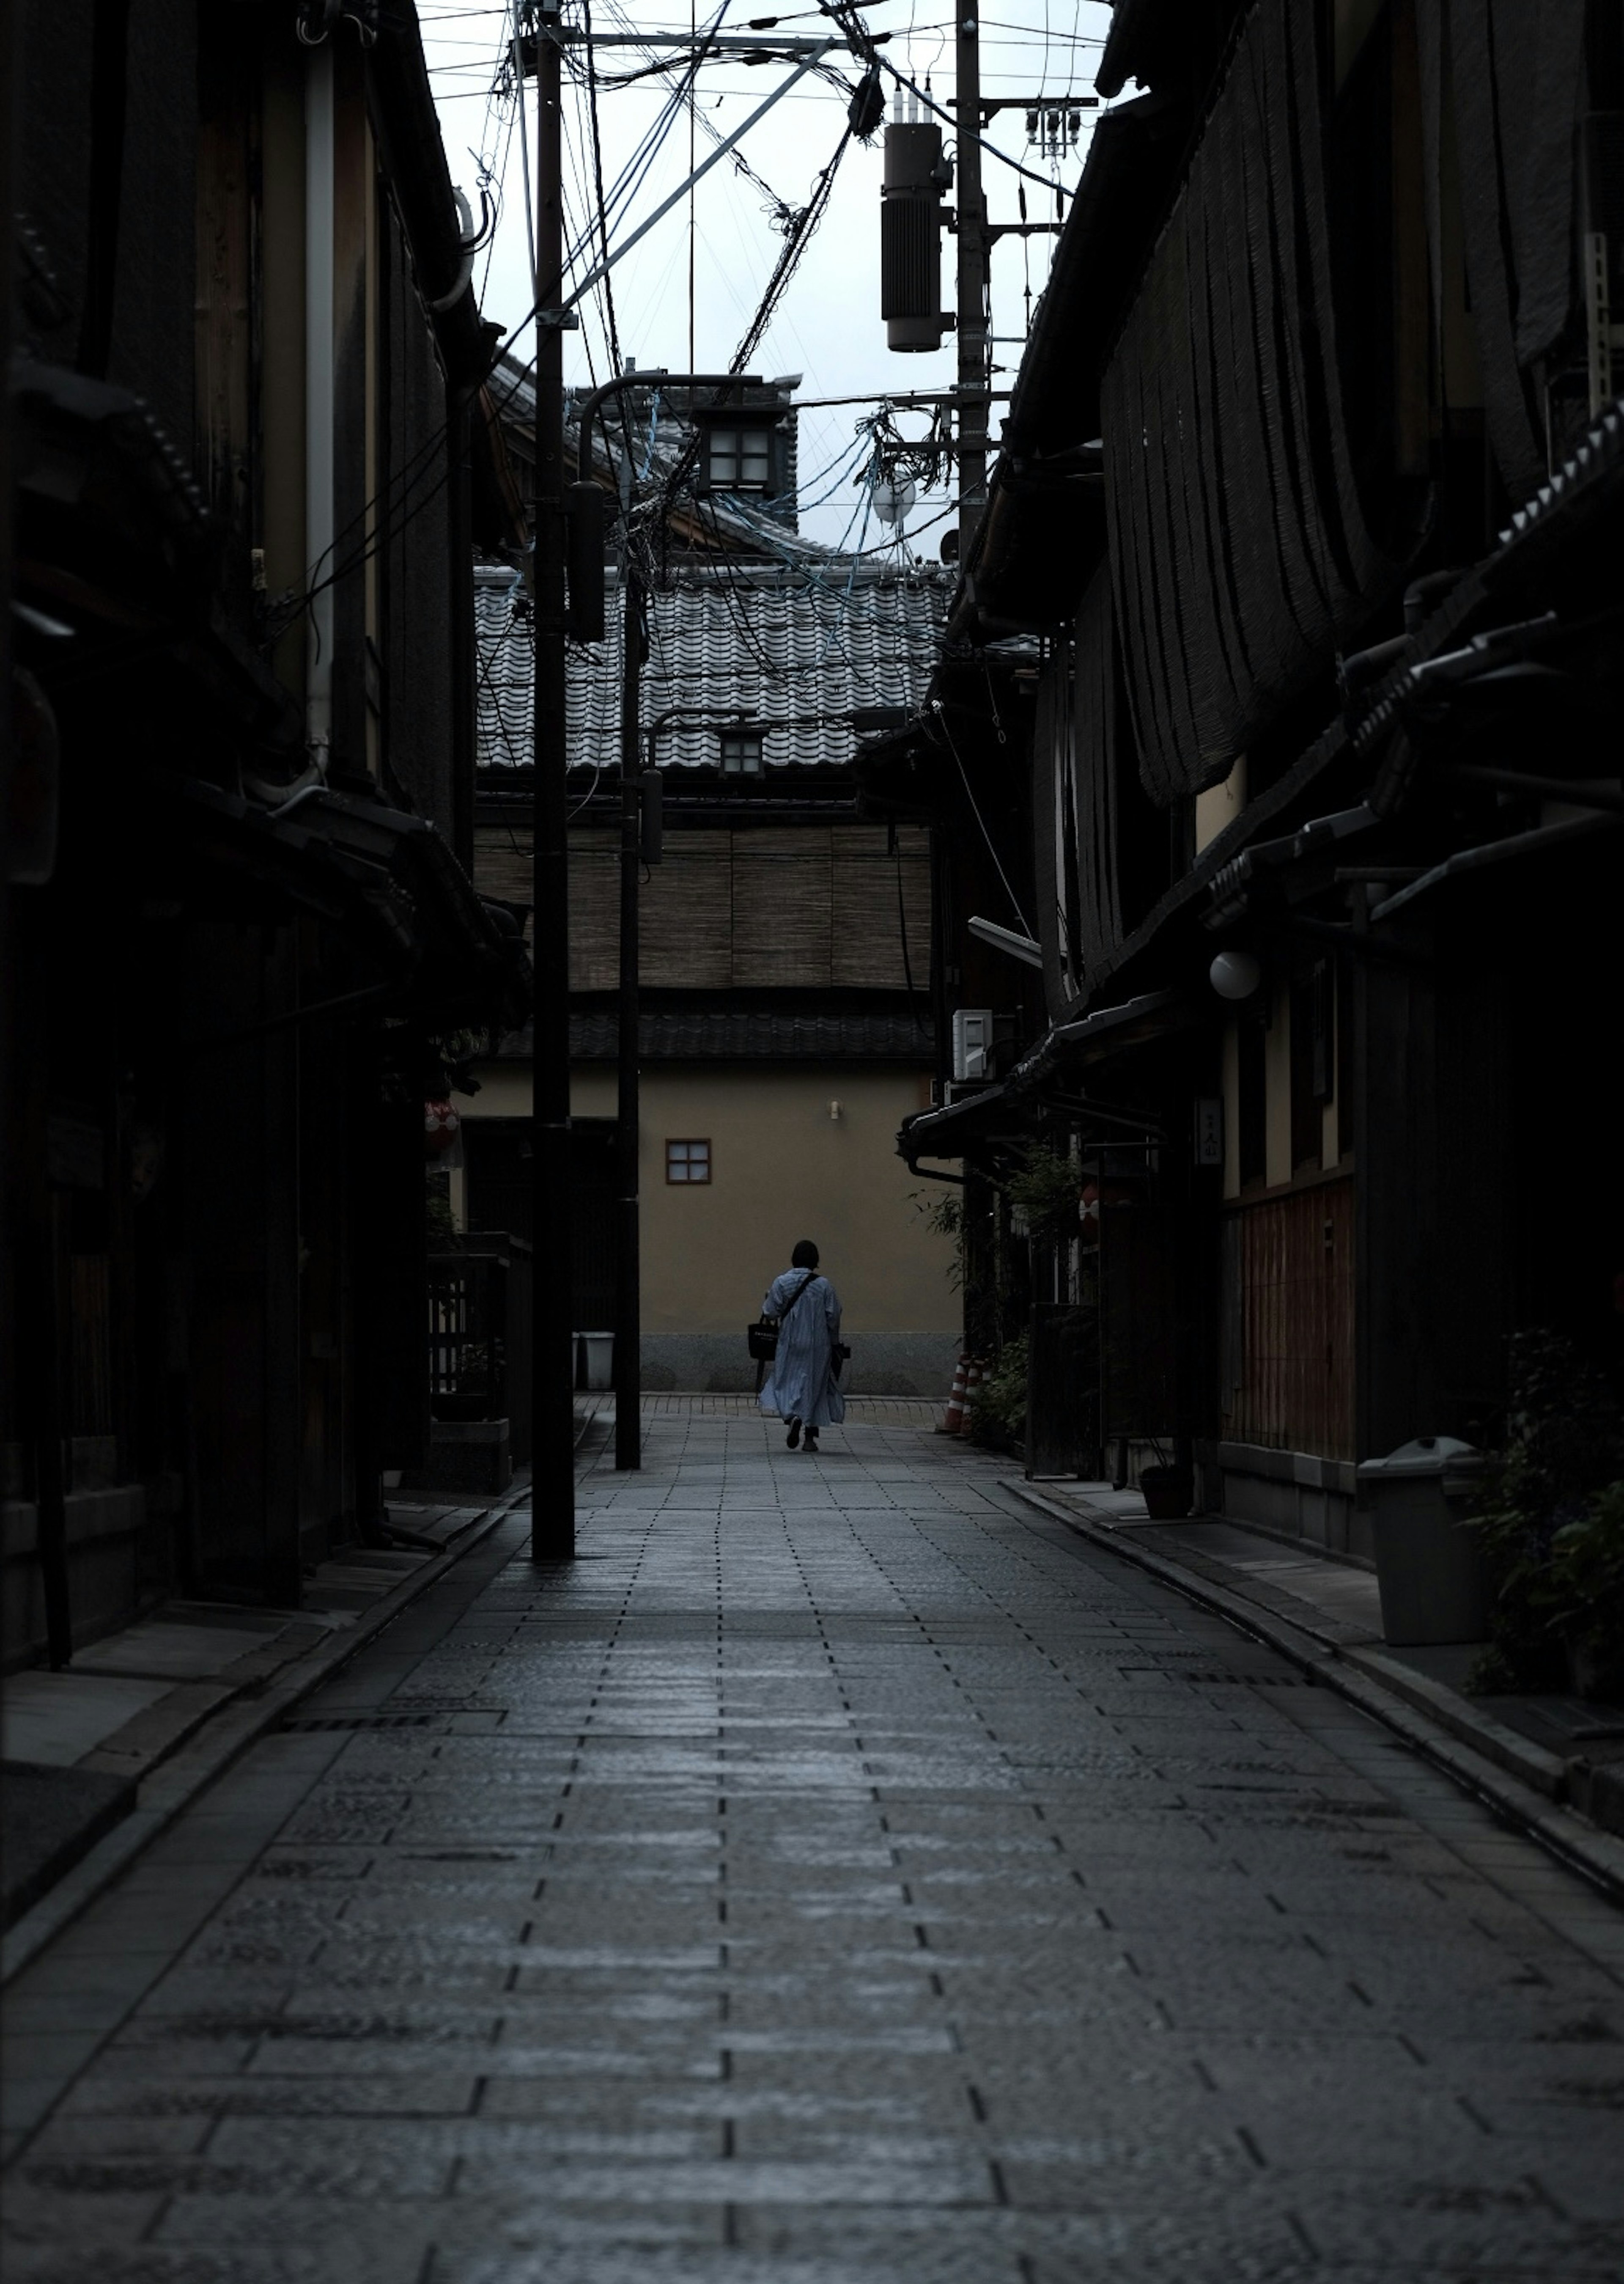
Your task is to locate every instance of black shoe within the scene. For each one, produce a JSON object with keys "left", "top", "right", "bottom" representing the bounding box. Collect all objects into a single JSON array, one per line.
[
  {"left": 804, "top": 1434, "right": 819, "bottom": 1454},
  {"left": 786, "top": 1419, "right": 801, "bottom": 1448}
]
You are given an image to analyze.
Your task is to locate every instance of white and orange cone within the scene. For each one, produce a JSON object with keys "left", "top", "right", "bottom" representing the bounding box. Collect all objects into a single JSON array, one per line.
[
  {"left": 961, "top": 1358, "right": 985, "bottom": 1432},
  {"left": 937, "top": 1353, "right": 971, "bottom": 1435}
]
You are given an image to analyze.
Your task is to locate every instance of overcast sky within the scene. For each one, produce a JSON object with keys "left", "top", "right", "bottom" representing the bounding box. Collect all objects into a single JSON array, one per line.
[{"left": 424, "top": 0, "right": 1114, "bottom": 548}]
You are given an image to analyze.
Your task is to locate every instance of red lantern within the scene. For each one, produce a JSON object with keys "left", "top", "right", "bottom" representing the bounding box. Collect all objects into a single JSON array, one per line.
[
  {"left": 1079, "top": 1180, "right": 1133, "bottom": 1246},
  {"left": 425, "top": 1099, "right": 462, "bottom": 1162}
]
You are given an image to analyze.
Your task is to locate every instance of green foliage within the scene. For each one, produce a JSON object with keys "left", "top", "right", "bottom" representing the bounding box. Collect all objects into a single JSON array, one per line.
[
  {"left": 456, "top": 1339, "right": 505, "bottom": 1394},
  {"left": 1469, "top": 1330, "right": 1624, "bottom": 1694},
  {"left": 968, "top": 1334, "right": 1029, "bottom": 1449},
  {"left": 1545, "top": 1481, "right": 1624, "bottom": 1699},
  {"left": 425, "top": 1173, "right": 458, "bottom": 1249},
  {"left": 911, "top": 1185, "right": 964, "bottom": 1241},
  {"left": 1004, "top": 1145, "right": 1080, "bottom": 1241},
  {"left": 910, "top": 1186, "right": 965, "bottom": 1292}
]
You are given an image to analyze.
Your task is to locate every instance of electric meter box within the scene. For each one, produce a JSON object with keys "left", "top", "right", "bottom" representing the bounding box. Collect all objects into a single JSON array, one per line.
[{"left": 952, "top": 1008, "right": 993, "bottom": 1083}]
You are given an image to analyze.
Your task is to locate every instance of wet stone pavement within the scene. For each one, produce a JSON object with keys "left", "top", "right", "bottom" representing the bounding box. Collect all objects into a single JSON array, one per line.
[{"left": 5, "top": 1410, "right": 1624, "bottom": 2284}]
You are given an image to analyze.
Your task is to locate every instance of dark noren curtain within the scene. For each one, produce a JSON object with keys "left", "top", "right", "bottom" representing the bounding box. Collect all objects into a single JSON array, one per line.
[
  {"left": 1034, "top": 571, "right": 1120, "bottom": 1018},
  {"left": 1420, "top": 0, "right": 1586, "bottom": 508},
  {"left": 1101, "top": 0, "right": 1393, "bottom": 808}
]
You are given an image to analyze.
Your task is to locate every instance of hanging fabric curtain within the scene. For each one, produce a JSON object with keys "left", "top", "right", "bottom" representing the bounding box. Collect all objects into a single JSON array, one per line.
[
  {"left": 1032, "top": 644, "right": 1080, "bottom": 1022},
  {"left": 1418, "top": 0, "right": 1586, "bottom": 508},
  {"left": 1033, "top": 570, "right": 1123, "bottom": 1017},
  {"left": 1101, "top": 0, "right": 1394, "bottom": 808}
]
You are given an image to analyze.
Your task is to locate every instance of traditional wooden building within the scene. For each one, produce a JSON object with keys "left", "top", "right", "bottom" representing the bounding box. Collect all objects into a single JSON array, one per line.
[
  {"left": 868, "top": 0, "right": 1623, "bottom": 1543},
  {"left": 2, "top": 0, "right": 524, "bottom": 1667},
  {"left": 460, "top": 543, "right": 961, "bottom": 1392}
]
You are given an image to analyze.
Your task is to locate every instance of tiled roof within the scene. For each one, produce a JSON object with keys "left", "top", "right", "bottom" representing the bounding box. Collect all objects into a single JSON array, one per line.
[
  {"left": 495, "top": 1006, "right": 934, "bottom": 1061},
  {"left": 475, "top": 562, "right": 950, "bottom": 773}
]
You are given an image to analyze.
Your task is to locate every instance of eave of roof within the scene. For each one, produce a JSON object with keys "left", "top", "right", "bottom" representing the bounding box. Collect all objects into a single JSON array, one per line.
[
  {"left": 944, "top": 91, "right": 1188, "bottom": 649},
  {"left": 365, "top": 8, "right": 503, "bottom": 389},
  {"left": 134, "top": 776, "right": 529, "bottom": 1031},
  {"left": 1023, "top": 394, "right": 1624, "bottom": 1014},
  {"left": 898, "top": 989, "right": 1182, "bottom": 1163}
]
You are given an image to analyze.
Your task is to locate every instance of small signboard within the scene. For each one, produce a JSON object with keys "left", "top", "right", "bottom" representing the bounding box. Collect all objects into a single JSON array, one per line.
[{"left": 1193, "top": 1097, "right": 1223, "bottom": 1167}]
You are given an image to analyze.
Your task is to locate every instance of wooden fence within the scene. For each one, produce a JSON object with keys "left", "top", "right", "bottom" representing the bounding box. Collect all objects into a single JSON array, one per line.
[{"left": 1219, "top": 1177, "right": 1355, "bottom": 1460}]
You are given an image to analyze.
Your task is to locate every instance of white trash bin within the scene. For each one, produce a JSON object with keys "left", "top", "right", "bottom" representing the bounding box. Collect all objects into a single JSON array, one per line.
[
  {"left": 576, "top": 1332, "right": 614, "bottom": 1392},
  {"left": 1358, "top": 1436, "right": 1490, "bottom": 1646}
]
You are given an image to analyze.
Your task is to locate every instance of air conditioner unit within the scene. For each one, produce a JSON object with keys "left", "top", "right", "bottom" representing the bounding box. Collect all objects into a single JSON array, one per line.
[{"left": 952, "top": 1007, "right": 994, "bottom": 1083}]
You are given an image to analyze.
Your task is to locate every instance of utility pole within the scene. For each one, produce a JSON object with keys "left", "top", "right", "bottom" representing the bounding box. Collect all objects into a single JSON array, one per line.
[
  {"left": 615, "top": 561, "right": 644, "bottom": 1473},
  {"left": 955, "top": 8, "right": 988, "bottom": 557},
  {"left": 531, "top": 0, "right": 576, "bottom": 1558},
  {"left": 573, "top": 374, "right": 757, "bottom": 1475}
]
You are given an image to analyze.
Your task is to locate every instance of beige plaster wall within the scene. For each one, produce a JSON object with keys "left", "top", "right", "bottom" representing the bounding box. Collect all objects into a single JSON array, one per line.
[
  {"left": 1194, "top": 756, "right": 1247, "bottom": 856},
  {"left": 1264, "top": 982, "right": 1293, "bottom": 1190},
  {"left": 459, "top": 1064, "right": 960, "bottom": 1336}
]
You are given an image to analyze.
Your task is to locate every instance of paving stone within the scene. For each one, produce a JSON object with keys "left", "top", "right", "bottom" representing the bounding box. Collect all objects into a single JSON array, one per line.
[{"left": 5, "top": 1408, "right": 1624, "bottom": 2278}]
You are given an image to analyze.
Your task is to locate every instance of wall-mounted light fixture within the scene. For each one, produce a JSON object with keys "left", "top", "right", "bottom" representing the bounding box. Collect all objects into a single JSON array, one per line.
[
  {"left": 1209, "top": 949, "right": 1262, "bottom": 1002},
  {"left": 828, "top": 1100, "right": 843, "bottom": 1122}
]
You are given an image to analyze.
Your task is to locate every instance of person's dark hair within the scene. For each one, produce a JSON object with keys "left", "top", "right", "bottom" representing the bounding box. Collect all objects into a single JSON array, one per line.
[{"left": 791, "top": 1239, "right": 820, "bottom": 1269}]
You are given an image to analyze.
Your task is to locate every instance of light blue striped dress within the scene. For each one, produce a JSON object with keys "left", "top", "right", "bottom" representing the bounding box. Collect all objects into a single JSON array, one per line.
[{"left": 757, "top": 1269, "right": 845, "bottom": 1428}]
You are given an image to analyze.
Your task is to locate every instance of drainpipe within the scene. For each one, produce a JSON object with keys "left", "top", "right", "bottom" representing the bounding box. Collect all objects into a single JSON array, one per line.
[{"left": 305, "top": 40, "right": 336, "bottom": 770}]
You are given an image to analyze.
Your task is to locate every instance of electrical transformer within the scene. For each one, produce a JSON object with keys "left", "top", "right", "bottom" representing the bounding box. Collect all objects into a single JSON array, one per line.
[{"left": 881, "top": 113, "right": 949, "bottom": 352}]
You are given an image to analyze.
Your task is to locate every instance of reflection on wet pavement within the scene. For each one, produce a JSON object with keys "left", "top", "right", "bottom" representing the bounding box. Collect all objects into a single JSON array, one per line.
[{"left": 4, "top": 1409, "right": 1624, "bottom": 2281}]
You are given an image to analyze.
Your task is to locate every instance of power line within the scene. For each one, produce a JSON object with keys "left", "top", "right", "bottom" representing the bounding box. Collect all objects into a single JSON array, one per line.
[{"left": 582, "top": 0, "right": 637, "bottom": 471}]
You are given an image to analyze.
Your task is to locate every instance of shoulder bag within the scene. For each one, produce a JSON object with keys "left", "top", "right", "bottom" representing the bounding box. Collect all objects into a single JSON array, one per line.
[{"left": 747, "top": 1270, "right": 817, "bottom": 1363}]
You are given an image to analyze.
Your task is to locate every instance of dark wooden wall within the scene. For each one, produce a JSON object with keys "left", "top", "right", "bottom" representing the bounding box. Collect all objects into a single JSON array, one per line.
[{"left": 1221, "top": 1177, "right": 1356, "bottom": 1462}]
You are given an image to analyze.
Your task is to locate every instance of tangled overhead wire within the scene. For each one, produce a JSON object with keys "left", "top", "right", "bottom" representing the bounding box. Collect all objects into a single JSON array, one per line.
[
  {"left": 859, "top": 402, "right": 952, "bottom": 499},
  {"left": 645, "top": 118, "right": 856, "bottom": 572}
]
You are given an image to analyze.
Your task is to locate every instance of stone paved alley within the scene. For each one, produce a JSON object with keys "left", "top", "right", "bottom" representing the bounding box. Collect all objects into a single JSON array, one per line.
[{"left": 4, "top": 1409, "right": 1624, "bottom": 2283}]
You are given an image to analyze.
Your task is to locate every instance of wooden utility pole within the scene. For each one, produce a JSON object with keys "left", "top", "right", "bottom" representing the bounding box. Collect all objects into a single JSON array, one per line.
[
  {"left": 955, "top": 10, "right": 988, "bottom": 556},
  {"left": 531, "top": 0, "right": 577, "bottom": 1558},
  {"left": 614, "top": 563, "right": 644, "bottom": 1473},
  {"left": 574, "top": 373, "right": 755, "bottom": 1477}
]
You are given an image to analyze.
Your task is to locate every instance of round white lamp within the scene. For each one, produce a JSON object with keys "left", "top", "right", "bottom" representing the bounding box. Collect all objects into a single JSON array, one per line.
[{"left": 1209, "top": 949, "right": 1262, "bottom": 1002}]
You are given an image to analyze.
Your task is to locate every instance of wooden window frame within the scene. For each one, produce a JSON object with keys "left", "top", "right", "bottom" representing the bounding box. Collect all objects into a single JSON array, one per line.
[
  {"left": 718, "top": 731, "right": 764, "bottom": 775},
  {"left": 704, "top": 422, "right": 775, "bottom": 492},
  {"left": 665, "top": 1138, "right": 712, "bottom": 1185}
]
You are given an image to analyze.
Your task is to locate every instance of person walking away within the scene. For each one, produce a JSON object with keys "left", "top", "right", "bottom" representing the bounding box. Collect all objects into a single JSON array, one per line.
[{"left": 758, "top": 1240, "right": 845, "bottom": 1454}]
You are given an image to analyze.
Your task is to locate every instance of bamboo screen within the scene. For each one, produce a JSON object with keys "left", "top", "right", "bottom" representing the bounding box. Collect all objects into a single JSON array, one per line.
[{"left": 474, "top": 824, "right": 931, "bottom": 992}]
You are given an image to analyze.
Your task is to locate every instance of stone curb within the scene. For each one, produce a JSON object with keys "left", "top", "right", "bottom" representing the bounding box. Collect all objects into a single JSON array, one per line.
[
  {"left": 1, "top": 1479, "right": 535, "bottom": 1987},
  {"left": 1001, "top": 1479, "right": 1624, "bottom": 1909}
]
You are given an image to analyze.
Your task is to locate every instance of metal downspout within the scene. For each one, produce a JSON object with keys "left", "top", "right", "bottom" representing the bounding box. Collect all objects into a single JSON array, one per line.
[{"left": 305, "top": 41, "right": 336, "bottom": 772}]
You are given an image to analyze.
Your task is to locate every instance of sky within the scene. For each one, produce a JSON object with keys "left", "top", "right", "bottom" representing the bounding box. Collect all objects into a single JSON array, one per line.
[{"left": 423, "top": 0, "right": 1115, "bottom": 549}]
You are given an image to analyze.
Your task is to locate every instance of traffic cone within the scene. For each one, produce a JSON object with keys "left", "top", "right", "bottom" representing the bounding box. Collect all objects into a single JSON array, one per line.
[
  {"left": 961, "top": 1358, "right": 985, "bottom": 1432},
  {"left": 937, "top": 1353, "right": 971, "bottom": 1434}
]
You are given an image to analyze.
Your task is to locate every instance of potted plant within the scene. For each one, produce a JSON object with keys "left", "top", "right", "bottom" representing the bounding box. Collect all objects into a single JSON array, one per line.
[
  {"left": 433, "top": 1340, "right": 504, "bottom": 1423},
  {"left": 1470, "top": 1330, "right": 1624, "bottom": 1695},
  {"left": 967, "top": 1334, "right": 1029, "bottom": 1454},
  {"left": 1139, "top": 1443, "right": 1194, "bottom": 1520},
  {"left": 1543, "top": 1481, "right": 1624, "bottom": 1701}
]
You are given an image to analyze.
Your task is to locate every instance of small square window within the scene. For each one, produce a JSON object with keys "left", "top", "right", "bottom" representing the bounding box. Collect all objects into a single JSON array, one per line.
[
  {"left": 665, "top": 1138, "right": 711, "bottom": 1184},
  {"left": 708, "top": 430, "right": 738, "bottom": 488},
  {"left": 719, "top": 731, "right": 763, "bottom": 776},
  {"left": 705, "top": 423, "right": 775, "bottom": 493}
]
